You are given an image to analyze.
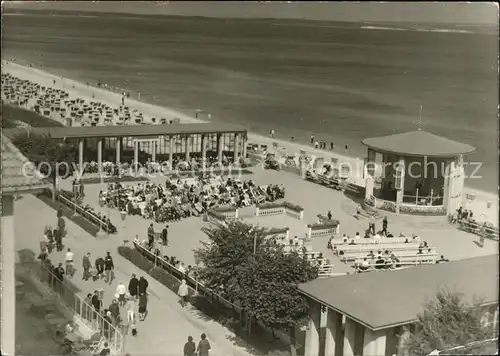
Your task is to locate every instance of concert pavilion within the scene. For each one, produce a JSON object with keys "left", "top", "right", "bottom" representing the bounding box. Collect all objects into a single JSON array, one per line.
[
  {"left": 4, "top": 122, "right": 248, "bottom": 172},
  {"left": 361, "top": 129, "right": 476, "bottom": 215}
]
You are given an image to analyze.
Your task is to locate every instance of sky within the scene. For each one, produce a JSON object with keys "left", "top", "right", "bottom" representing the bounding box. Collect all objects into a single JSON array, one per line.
[{"left": 3, "top": 1, "right": 499, "bottom": 25}]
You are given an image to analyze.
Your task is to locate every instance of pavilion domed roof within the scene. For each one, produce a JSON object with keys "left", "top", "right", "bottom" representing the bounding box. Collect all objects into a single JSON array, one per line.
[{"left": 361, "top": 130, "right": 476, "bottom": 157}]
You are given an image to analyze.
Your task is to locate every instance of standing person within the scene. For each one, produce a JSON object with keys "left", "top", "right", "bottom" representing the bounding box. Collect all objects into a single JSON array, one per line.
[
  {"left": 161, "top": 225, "right": 169, "bottom": 246},
  {"left": 95, "top": 256, "right": 105, "bottom": 280},
  {"left": 125, "top": 297, "right": 137, "bottom": 334},
  {"left": 84, "top": 293, "right": 93, "bottom": 321},
  {"left": 116, "top": 281, "right": 127, "bottom": 307},
  {"left": 178, "top": 279, "right": 189, "bottom": 308},
  {"left": 82, "top": 252, "right": 92, "bottom": 281},
  {"left": 53, "top": 263, "right": 65, "bottom": 293},
  {"left": 138, "top": 276, "right": 148, "bottom": 295},
  {"left": 130, "top": 317, "right": 138, "bottom": 337},
  {"left": 138, "top": 293, "right": 148, "bottom": 321},
  {"left": 91, "top": 290, "right": 101, "bottom": 320},
  {"left": 270, "top": 129, "right": 275, "bottom": 138},
  {"left": 183, "top": 336, "right": 196, "bottom": 356},
  {"left": 128, "top": 274, "right": 139, "bottom": 299},
  {"left": 104, "top": 252, "right": 114, "bottom": 284},
  {"left": 57, "top": 206, "right": 63, "bottom": 219},
  {"left": 147, "top": 224, "right": 155, "bottom": 249},
  {"left": 368, "top": 216, "right": 376, "bottom": 235},
  {"left": 197, "top": 333, "right": 211, "bottom": 356},
  {"left": 310, "top": 134, "right": 314, "bottom": 144},
  {"left": 64, "top": 248, "right": 74, "bottom": 278},
  {"left": 382, "top": 216, "right": 388, "bottom": 236},
  {"left": 108, "top": 299, "right": 120, "bottom": 326}
]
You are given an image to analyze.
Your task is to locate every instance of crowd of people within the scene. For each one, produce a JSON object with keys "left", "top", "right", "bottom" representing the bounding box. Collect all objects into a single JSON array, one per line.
[{"left": 98, "top": 177, "right": 285, "bottom": 223}]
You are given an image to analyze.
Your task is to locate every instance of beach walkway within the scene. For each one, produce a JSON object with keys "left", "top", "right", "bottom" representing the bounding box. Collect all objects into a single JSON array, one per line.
[{"left": 14, "top": 194, "right": 258, "bottom": 356}]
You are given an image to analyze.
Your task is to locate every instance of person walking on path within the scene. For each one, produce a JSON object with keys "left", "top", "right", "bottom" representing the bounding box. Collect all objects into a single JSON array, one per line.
[
  {"left": 183, "top": 336, "right": 196, "bottom": 356},
  {"left": 178, "top": 279, "right": 189, "bottom": 308},
  {"left": 64, "top": 248, "right": 74, "bottom": 278},
  {"left": 108, "top": 299, "right": 120, "bottom": 326},
  {"left": 116, "top": 281, "right": 127, "bottom": 307},
  {"left": 54, "top": 228, "right": 63, "bottom": 252},
  {"left": 138, "top": 293, "right": 148, "bottom": 321},
  {"left": 104, "top": 251, "right": 114, "bottom": 284},
  {"left": 95, "top": 256, "right": 105, "bottom": 280},
  {"left": 82, "top": 252, "right": 92, "bottom": 281},
  {"left": 197, "top": 333, "right": 211, "bottom": 356},
  {"left": 128, "top": 274, "right": 139, "bottom": 299},
  {"left": 147, "top": 223, "right": 155, "bottom": 249},
  {"left": 138, "top": 276, "right": 148, "bottom": 295}
]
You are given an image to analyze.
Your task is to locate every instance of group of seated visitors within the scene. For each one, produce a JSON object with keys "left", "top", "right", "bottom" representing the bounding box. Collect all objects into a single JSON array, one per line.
[
  {"left": 327, "top": 232, "right": 420, "bottom": 249},
  {"left": 58, "top": 189, "right": 117, "bottom": 233},
  {"left": 134, "top": 236, "right": 198, "bottom": 280},
  {"left": 99, "top": 177, "right": 286, "bottom": 223},
  {"left": 354, "top": 250, "right": 448, "bottom": 272},
  {"left": 450, "top": 206, "right": 474, "bottom": 223}
]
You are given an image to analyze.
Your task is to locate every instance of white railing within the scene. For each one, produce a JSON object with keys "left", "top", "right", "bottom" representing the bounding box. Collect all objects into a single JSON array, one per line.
[{"left": 31, "top": 262, "right": 124, "bottom": 354}]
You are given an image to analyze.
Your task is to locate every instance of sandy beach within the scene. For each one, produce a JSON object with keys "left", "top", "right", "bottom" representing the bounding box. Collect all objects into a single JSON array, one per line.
[{"left": 3, "top": 61, "right": 498, "bottom": 225}]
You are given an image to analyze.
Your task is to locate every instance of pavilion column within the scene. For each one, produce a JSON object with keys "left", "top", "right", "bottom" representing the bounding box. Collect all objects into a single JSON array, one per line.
[
  {"left": 343, "top": 317, "right": 356, "bottom": 356},
  {"left": 1, "top": 195, "right": 15, "bottom": 356},
  {"left": 78, "top": 139, "right": 84, "bottom": 174},
  {"left": 242, "top": 133, "right": 247, "bottom": 158},
  {"left": 201, "top": 134, "right": 207, "bottom": 170},
  {"left": 395, "top": 157, "right": 406, "bottom": 214},
  {"left": 115, "top": 137, "right": 122, "bottom": 166},
  {"left": 185, "top": 135, "right": 191, "bottom": 162},
  {"left": 304, "top": 301, "right": 321, "bottom": 356},
  {"left": 134, "top": 140, "right": 139, "bottom": 173},
  {"left": 234, "top": 133, "right": 240, "bottom": 161},
  {"left": 443, "top": 160, "right": 452, "bottom": 213},
  {"left": 151, "top": 141, "right": 157, "bottom": 163},
  {"left": 97, "top": 138, "right": 103, "bottom": 177},
  {"left": 169, "top": 136, "right": 174, "bottom": 170},
  {"left": 324, "top": 309, "right": 342, "bottom": 356},
  {"left": 217, "top": 133, "right": 223, "bottom": 163},
  {"left": 363, "top": 327, "right": 387, "bottom": 356}
]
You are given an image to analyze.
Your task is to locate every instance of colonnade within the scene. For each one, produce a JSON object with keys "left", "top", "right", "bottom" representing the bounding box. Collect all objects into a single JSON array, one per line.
[
  {"left": 305, "top": 302, "right": 391, "bottom": 356},
  {"left": 77, "top": 131, "right": 247, "bottom": 173}
]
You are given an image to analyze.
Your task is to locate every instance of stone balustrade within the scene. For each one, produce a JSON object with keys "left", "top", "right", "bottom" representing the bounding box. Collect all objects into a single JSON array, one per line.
[{"left": 308, "top": 222, "right": 340, "bottom": 238}]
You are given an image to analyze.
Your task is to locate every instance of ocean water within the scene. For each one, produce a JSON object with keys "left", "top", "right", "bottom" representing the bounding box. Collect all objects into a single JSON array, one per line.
[{"left": 2, "top": 11, "right": 498, "bottom": 192}]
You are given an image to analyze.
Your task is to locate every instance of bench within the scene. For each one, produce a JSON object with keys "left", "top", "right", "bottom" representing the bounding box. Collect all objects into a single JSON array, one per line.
[
  {"left": 338, "top": 246, "right": 436, "bottom": 262},
  {"left": 330, "top": 236, "right": 420, "bottom": 246}
]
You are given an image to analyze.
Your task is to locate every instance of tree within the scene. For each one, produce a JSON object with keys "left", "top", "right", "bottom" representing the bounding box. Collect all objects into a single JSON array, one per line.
[
  {"left": 404, "top": 290, "right": 497, "bottom": 355},
  {"left": 194, "top": 221, "right": 318, "bottom": 354},
  {"left": 12, "top": 132, "right": 78, "bottom": 201}
]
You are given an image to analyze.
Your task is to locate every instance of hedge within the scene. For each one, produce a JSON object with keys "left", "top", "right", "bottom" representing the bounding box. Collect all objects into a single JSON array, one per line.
[
  {"left": 207, "top": 209, "right": 226, "bottom": 221},
  {"left": 257, "top": 201, "right": 304, "bottom": 212},
  {"left": 307, "top": 221, "right": 339, "bottom": 230}
]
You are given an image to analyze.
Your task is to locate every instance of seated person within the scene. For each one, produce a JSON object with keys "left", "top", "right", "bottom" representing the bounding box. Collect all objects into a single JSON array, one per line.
[
  {"left": 436, "top": 255, "right": 450, "bottom": 263},
  {"left": 342, "top": 234, "right": 348, "bottom": 243},
  {"left": 358, "top": 258, "right": 370, "bottom": 271},
  {"left": 404, "top": 238, "right": 409, "bottom": 244},
  {"left": 387, "top": 233, "right": 394, "bottom": 238},
  {"left": 327, "top": 210, "right": 332, "bottom": 220},
  {"left": 374, "top": 257, "right": 386, "bottom": 269},
  {"left": 367, "top": 250, "right": 375, "bottom": 258},
  {"left": 417, "top": 248, "right": 424, "bottom": 255},
  {"left": 373, "top": 232, "right": 381, "bottom": 240},
  {"left": 348, "top": 239, "right": 356, "bottom": 245},
  {"left": 354, "top": 232, "right": 361, "bottom": 239}
]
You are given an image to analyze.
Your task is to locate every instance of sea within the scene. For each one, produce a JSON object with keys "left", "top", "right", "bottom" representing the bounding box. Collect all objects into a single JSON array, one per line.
[{"left": 2, "top": 10, "right": 498, "bottom": 193}]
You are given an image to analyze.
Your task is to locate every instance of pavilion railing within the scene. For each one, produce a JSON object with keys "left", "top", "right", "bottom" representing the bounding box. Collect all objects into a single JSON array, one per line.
[{"left": 402, "top": 194, "right": 443, "bottom": 206}]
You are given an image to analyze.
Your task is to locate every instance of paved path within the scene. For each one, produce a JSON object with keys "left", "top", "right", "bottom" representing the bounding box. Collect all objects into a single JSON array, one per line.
[{"left": 15, "top": 194, "right": 259, "bottom": 356}]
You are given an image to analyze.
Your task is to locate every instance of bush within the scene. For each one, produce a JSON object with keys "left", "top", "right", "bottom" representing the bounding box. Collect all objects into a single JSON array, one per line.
[
  {"left": 149, "top": 267, "right": 181, "bottom": 294},
  {"left": 283, "top": 201, "right": 304, "bottom": 212},
  {"left": 117, "top": 246, "right": 154, "bottom": 273},
  {"left": 207, "top": 209, "right": 226, "bottom": 221},
  {"left": 308, "top": 221, "right": 339, "bottom": 230},
  {"left": 257, "top": 202, "right": 283, "bottom": 209}
]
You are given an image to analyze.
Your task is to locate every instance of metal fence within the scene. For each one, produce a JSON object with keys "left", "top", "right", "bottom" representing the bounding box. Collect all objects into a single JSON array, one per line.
[{"left": 31, "top": 262, "right": 124, "bottom": 354}]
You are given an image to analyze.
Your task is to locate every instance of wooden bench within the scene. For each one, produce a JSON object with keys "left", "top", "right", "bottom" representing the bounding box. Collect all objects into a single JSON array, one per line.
[
  {"left": 336, "top": 242, "right": 423, "bottom": 254},
  {"left": 330, "top": 236, "right": 420, "bottom": 246},
  {"left": 339, "top": 247, "right": 436, "bottom": 262}
]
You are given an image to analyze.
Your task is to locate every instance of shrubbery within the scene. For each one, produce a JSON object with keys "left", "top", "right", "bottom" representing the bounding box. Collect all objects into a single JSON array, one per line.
[{"left": 117, "top": 246, "right": 154, "bottom": 273}]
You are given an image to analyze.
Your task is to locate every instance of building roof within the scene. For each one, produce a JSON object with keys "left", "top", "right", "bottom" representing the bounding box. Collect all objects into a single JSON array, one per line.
[
  {"left": 298, "top": 254, "right": 498, "bottom": 331},
  {"left": 1, "top": 135, "right": 52, "bottom": 194},
  {"left": 361, "top": 130, "right": 476, "bottom": 157},
  {"left": 2, "top": 122, "right": 246, "bottom": 140}
]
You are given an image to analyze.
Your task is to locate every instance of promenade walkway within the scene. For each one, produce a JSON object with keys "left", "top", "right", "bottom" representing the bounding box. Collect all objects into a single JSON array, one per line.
[{"left": 14, "top": 194, "right": 258, "bottom": 356}]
